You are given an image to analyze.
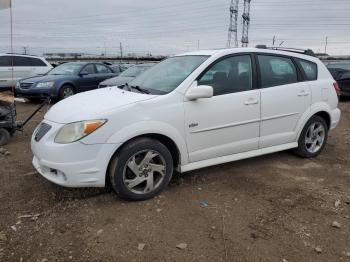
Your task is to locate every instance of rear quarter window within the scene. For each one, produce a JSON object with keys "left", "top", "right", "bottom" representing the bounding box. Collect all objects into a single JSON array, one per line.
[{"left": 298, "top": 59, "right": 318, "bottom": 81}]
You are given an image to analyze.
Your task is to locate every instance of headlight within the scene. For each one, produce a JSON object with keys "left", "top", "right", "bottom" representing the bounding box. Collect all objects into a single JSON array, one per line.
[
  {"left": 16, "top": 81, "right": 20, "bottom": 88},
  {"left": 54, "top": 120, "right": 107, "bottom": 144},
  {"left": 36, "top": 81, "right": 55, "bottom": 88}
]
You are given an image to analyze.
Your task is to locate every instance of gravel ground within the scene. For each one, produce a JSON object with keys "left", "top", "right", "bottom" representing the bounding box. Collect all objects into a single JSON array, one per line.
[{"left": 0, "top": 100, "right": 349, "bottom": 262}]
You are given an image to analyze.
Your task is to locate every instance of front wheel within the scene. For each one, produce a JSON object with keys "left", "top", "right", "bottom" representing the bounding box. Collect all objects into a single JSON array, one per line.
[
  {"left": 294, "top": 115, "right": 328, "bottom": 158},
  {"left": 109, "top": 138, "right": 174, "bottom": 201},
  {"left": 59, "top": 85, "right": 75, "bottom": 100}
]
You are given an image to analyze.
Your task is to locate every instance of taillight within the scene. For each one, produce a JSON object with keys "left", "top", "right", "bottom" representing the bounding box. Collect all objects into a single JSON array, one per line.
[{"left": 333, "top": 82, "right": 340, "bottom": 97}]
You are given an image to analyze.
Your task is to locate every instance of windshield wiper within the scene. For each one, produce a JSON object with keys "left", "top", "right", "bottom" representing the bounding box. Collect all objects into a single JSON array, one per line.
[{"left": 129, "top": 85, "right": 150, "bottom": 94}]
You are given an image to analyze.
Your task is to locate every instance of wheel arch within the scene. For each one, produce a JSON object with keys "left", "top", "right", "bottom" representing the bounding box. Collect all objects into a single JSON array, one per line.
[
  {"left": 105, "top": 133, "right": 183, "bottom": 187},
  {"left": 296, "top": 103, "right": 332, "bottom": 140},
  {"left": 58, "top": 82, "right": 76, "bottom": 95}
]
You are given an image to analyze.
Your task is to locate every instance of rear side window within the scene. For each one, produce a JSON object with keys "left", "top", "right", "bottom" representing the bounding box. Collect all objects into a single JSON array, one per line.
[
  {"left": 258, "top": 55, "right": 298, "bottom": 88},
  {"left": 298, "top": 59, "right": 317, "bottom": 81},
  {"left": 0, "top": 56, "right": 11, "bottom": 67}
]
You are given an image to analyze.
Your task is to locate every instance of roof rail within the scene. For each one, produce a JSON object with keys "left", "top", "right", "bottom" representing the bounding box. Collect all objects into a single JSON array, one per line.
[{"left": 255, "top": 45, "right": 315, "bottom": 57}]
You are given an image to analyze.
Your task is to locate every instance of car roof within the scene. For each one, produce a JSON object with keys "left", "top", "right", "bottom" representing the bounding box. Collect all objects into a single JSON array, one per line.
[
  {"left": 0, "top": 53, "right": 45, "bottom": 59},
  {"left": 175, "top": 47, "right": 319, "bottom": 62}
]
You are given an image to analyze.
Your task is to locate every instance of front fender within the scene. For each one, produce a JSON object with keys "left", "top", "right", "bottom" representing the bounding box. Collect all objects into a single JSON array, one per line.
[{"left": 106, "top": 121, "right": 189, "bottom": 165}]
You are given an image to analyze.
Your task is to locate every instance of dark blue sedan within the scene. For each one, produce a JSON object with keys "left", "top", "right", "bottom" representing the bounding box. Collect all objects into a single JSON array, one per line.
[{"left": 15, "top": 62, "right": 117, "bottom": 101}]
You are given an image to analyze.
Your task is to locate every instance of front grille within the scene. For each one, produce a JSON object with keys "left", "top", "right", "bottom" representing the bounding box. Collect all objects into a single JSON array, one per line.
[
  {"left": 20, "top": 82, "right": 34, "bottom": 89},
  {"left": 34, "top": 122, "right": 52, "bottom": 142}
]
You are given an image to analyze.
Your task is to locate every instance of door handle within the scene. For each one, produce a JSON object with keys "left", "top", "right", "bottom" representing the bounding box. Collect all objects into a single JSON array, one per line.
[
  {"left": 297, "top": 90, "right": 310, "bottom": 96},
  {"left": 244, "top": 98, "right": 259, "bottom": 105}
]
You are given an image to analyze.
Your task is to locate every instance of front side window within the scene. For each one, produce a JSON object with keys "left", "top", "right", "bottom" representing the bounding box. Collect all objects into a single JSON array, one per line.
[
  {"left": 96, "top": 64, "right": 112, "bottom": 74},
  {"left": 258, "top": 55, "right": 298, "bottom": 88},
  {"left": 198, "top": 55, "right": 252, "bottom": 96},
  {"left": 14, "top": 56, "right": 32, "bottom": 67},
  {"left": 30, "top": 57, "right": 47, "bottom": 67},
  {"left": 130, "top": 55, "right": 209, "bottom": 94},
  {"left": 80, "top": 64, "right": 96, "bottom": 75}
]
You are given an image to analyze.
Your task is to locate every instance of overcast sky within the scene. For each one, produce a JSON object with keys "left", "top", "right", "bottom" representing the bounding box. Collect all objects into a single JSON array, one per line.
[{"left": 0, "top": 0, "right": 349, "bottom": 56}]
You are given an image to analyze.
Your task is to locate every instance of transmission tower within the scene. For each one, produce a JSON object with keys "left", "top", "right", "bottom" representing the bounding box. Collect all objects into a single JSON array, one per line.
[
  {"left": 226, "top": 0, "right": 239, "bottom": 48},
  {"left": 241, "top": 0, "right": 251, "bottom": 47}
]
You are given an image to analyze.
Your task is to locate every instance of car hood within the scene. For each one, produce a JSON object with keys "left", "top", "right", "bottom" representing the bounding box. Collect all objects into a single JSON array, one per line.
[
  {"left": 45, "top": 87, "right": 157, "bottom": 124},
  {"left": 100, "top": 76, "right": 134, "bottom": 86},
  {"left": 20, "top": 74, "right": 67, "bottom": 83}
]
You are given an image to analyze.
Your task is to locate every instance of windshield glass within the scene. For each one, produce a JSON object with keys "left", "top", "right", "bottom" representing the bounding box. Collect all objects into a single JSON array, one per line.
[
  {"left": 48, "top": 63, "right": 82, "bottom": 75},
  {"left": 129, "top": 55, "right": 209, "bottom": 94},
  {"left": 120, "top": 65, "right": 151, "bottom": 77},
  {"left": 327, "top": 62, "right": 350, "bottom": 71}
]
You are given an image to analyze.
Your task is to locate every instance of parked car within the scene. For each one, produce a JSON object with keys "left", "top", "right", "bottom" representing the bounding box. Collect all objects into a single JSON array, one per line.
[
  {"left": 326, "top": 62, "right": 350, "bottom": 97},
  {"left": 31, "top": 48, "right": 341, "bottom": 201},
  {"left": 16, "top": 62, "right": 117, "bottom": 101},
  {"left": 98, "top": 63, "right": 155, "bottom": 88},
  {"left": 0, "top": 54, "right": 52, "bottom": 91}
]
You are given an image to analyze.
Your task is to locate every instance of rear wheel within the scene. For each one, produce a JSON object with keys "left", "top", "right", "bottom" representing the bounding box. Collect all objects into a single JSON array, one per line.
[
  {"left": 294, "top": 115, "right": 328, "bottom": 158},
  {"left": 59, "top": 85, "right": 75, "bottom": 100},
  {"left": 109, "top": 138, "right": 174, "bottom": 201},
  {"left": 0, "top": 128, "right": 10, "bottom": 146}
]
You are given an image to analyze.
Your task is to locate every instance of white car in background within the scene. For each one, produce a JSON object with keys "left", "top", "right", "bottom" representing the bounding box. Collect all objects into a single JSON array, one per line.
[
  {"left": 0, "top": 54, "right": 52, "bottom": 90},
  {"left": 31, "top": 47, "right": 341, "bottom": 201}
]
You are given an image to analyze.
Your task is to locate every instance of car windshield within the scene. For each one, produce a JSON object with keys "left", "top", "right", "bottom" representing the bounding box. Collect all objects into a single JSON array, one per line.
[
  {"left": 327, "top": 62, "right": 350, "bottom": 71},
  {"left": 120, "top": 65, "right": 152, "bottom": 77},
  {"left": 129, "top": 55, "right": 209, "bottom": 94},
  {"left": 47, "top": 63, "right": 82, "bottom": 75}
]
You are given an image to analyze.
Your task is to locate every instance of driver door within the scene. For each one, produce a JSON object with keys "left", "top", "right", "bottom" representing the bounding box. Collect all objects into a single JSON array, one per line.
[
  {"left": 184, "top": 54, "right": 261, "bottom": 163},
  {"left": 77, "top": 64, "right": 98, "bottom": 92}
]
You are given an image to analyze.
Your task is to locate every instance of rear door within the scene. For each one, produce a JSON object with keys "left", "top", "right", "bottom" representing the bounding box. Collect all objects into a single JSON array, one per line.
[
  {"left": 257, "top": 54, "right": 311, "bottom": 148},
  {"left": 95, "top": 64, "right": 116, "bottom": 85},
  {"left": 13, "top": 56, "right": 36, "bottom": 80},
  {"left": 0, "top": 56, "right": 12, "bottom": 88}
]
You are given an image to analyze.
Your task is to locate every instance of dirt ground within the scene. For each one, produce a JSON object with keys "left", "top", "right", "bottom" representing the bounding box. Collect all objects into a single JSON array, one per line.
[{"left": 0, "top": 100, "right": 349, "bottom": 262}]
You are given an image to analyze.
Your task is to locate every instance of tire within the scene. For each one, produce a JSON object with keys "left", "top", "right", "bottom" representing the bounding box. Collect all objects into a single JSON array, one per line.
[
  {"left": 0, "top": 128, "right": 10, "bottom": 146},
  {"left": 59, "top": 85, "right": 75, "bottom": 100},
  {"left": 109, "top": 137, "right": 174, "bottom": 201},
  {"left": 294, "top": 115, "right": 328, "bottom": 158}
]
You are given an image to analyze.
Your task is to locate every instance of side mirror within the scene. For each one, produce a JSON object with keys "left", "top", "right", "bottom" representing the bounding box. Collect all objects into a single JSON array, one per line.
[{"left": 185, "top": 85, "right": 213, "bottom": 101}]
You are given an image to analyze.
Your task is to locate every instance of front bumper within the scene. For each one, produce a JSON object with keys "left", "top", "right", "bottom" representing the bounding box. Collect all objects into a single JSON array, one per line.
[
  {"left": 15, "top": 86, "right": 57, "bottom": 99},
  {"left": 31, "top": 120, "right": 120, "bottom": 187}
]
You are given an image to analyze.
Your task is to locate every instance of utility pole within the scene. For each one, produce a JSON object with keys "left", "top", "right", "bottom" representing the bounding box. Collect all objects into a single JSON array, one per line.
[
  {"left": 324, "top": 36, "right": 328, "bottom": 54},
  {"left": 226, "top": 0, "right": 239, "bottom": 48},
  {"left": 22, "top": 46, "right": 28, "bottom": 55},
  {"left": 241, "top": 0, "right": 251, "bottom": 47},
  {"left": 272, "top": 35, "right": 276, "bottom": 46},
  {"left": 119, "top": 42, "right": 123, "bottom": 62}
]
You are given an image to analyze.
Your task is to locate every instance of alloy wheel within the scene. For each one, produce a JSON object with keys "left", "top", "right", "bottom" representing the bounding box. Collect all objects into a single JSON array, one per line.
[
  {"left": 305, "top": 122, "right": 326, "bottom": 154},
  {"left": 122, "top": 150, "right": 166, "bottom": 194}
]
